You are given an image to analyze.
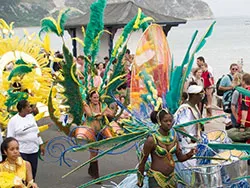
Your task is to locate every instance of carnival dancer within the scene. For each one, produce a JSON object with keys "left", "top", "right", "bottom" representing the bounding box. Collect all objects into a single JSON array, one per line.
[
  {"left": 137, "top": 109, "right": 196, "bottom": 188},
  {"left": 0, "top": 137, "right": 38, "bottom": 188},
  {"left": 82, "top": 88, "right": 117, "bottom": 180}
]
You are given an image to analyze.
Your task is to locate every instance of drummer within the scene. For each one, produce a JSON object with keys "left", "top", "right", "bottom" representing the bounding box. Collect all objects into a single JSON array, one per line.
[
  {"left": 82, "top": 88, "right": 117, "bottom": 180},
  {"left": 173, "top": 84, "right": 204, "bottom": 186},
  {"left": 174, "top": 84, "right": 204, "bottom": 146}
]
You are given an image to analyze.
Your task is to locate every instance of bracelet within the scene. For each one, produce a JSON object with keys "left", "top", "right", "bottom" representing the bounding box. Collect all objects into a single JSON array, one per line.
[{"left": 137, "top": 170, "right": 144, "bottom": 187}]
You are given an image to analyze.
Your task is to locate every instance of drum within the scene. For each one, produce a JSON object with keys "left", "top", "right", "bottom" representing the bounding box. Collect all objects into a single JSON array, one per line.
[
  {"left": 75, "top": 126, "right": 96, "bottom": 142},
  {"left": 207, "top": 130, "right": 227, "bottom": 143},
  {"left": 110, "top": 121, "right": 124, "bottom": 135},
  {"left": 100, "top": 126, "right": 113, "bottom": 138},
  {"left": 218, "top": 150, "right": 248, "bottom": 181},
  {"left": 183, "top": 164, "right": 223, "bottom": 187}
]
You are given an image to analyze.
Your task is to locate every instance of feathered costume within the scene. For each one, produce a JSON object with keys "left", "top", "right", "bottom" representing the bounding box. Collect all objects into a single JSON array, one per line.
[
  {"left": 0, "top": 18, "right": 55, "bottom": 187},
  {"left": 17, "top": 0, "right": 250, "bottom": 187},
  {"left": 0, "top": 19, "right": 53, "bottom": 129}
]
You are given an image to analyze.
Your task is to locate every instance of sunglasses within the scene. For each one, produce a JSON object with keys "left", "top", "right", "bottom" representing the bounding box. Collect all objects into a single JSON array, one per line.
[{"left": 231, "top": 68, "right": 238, "bottom": 71}]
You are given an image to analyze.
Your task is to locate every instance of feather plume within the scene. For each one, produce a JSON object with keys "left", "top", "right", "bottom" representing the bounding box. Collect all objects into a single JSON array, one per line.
[
  {"left": 62, "top": 131, "right": 149, "bottom": 178},
  {"left": 8, "top": 65, "right": 32, "bottom": 81},
  {"left": 40, "top": 17, "right": 59, "bottom": 37},
  {"left": 133, "top": 8, "right": 142, "bottom": 29},
  {"left": 208, "top": 143, "right": 250, "bottom": 151},
  {"left": 43, "top": 33, "right": 51, "bottom": 53},
  {"left": 71, "top": 37, "right": 85, "bottom": 47},
  {"left": 236, "top": 86, "right": 250, "bottom": 97},
  {"left": 78, "top": 169, "right": 137, "bottom": 187},
  {"left": 57, "top": 8, "right": 71, "bottom": 36}
]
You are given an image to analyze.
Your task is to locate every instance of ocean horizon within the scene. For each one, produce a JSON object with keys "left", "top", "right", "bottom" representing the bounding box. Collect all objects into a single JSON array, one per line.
[{"left": 14, "top": 16, "right": 250, "bottom": 80}]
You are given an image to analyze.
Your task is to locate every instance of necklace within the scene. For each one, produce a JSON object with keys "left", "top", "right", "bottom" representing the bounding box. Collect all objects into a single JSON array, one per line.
[
  {"left": 155, "top": 129, "right": 176, "bottom": 145},
  {"left": 90, "top": 103, "right": 100, "bottom": 112}
]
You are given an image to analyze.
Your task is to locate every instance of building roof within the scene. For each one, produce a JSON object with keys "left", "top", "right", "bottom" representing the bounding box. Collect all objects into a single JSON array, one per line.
[{"left": 65, "top": 1, "right": 186, "bottom": 28}]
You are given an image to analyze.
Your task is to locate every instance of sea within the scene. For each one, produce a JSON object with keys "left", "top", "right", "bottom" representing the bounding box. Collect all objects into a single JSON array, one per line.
[{"left": 14, "top": 16, "right": 250, "bottom": 80}]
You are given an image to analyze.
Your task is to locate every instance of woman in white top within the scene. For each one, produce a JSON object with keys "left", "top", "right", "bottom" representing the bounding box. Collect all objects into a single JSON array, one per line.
[{"left": 7, "top": 100, "right": 44, "bottom": 179}]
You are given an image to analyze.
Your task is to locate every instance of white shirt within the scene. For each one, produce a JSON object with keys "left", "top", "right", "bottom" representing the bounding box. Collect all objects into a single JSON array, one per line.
[
  {"left": 7, "top": 113, "right": 43, "bottom": 154},
  {"left": 174, "top": 103, "right": 201, "bottom": 153}
]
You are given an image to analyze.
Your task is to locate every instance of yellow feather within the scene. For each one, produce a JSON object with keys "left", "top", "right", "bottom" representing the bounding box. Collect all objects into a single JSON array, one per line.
[
  {"left": 57, "top": 9, "right": 65, "bottom": 35},
  {"left": 0, "top": 19, "right": 9, "bottom": 29},
  {"left": 9, "top": 22, "right": 14, "bottom": 30},
  {"left": 70, "top": 63, "right": 81, "bottom": 85},
  {"left": 133, "top": 8, "right": 142, "bottom": 29},
  {"left": 41, "top": 17, "right": 60, "bottom": 35},
  {"left": 54, "top": 108, "right": 61, "bottom": 117},
  {"left": 103, "top": 74, "right": 127, "bottom": 89},
  {"left": 71, "top": 37, "right": 85, "bottom": 47},
  {"left": 93, "top": 30, "right": 112, "bottom": 47},
  {"left": 81, "top": 26, "right": 85, "bottom": 38},
  {"left": 43, "top": 33, "right": 51, "bottom": 53},
  {"left": 35, "top": 112, "right": 45, "bottom": 121},
  {"left": 112, "top": 36, "right": 124, "bottom": 57},
  {"left": 139, "top": 17, "right": 155, "bottom": 25},
  {"left": 38, "top": 124, "right": 49, "bottom": 132}
]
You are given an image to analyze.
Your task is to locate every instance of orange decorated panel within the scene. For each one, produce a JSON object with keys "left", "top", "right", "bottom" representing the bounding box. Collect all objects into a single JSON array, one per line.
[{"left": 130, "top": 24, "right": 171, "bottom": 111}]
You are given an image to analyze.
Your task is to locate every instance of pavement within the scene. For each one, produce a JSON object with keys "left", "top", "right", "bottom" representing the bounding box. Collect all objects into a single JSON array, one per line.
[
  {"left": 35, "top": 110, "right": 241, "bottom": 188},
  {"left": 36, "top": 117, "right": 138, "bottom": 188}
]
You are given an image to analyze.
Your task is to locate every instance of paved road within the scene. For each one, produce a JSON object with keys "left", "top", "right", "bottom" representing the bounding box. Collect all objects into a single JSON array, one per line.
[
  {"left": 36, "top": 118, "right": 138, "bottom": 188},
  {"left": 35, "top": 116, "right": 249, "bottom": 188}
]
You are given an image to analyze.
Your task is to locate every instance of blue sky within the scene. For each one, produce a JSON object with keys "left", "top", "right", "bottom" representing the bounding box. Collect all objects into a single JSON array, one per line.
[{"left": 204, "top": 0, "right": 250, "bottom": 17}]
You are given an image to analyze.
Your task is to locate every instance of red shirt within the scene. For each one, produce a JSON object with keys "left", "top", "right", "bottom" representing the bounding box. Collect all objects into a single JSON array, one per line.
[
  {"left": 202, "top": 70, "right": 214, "bottom": 88},
  {"left": 237, "top": 86, "right": 250, "bottom": 127}
]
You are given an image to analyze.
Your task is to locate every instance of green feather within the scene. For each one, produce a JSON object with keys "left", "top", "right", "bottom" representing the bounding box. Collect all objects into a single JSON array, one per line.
[
  {"left": 174, "top": 115, "right": 224, "bottom": 129},
  {"left": 39, "top": 18, "right": 59, "bottom": 37},
  {"left": 208, "top": 143, "right": 250, "bottom": 151},
  {"left": 179, "top": 21, "right": 216, "bottom": 105},
  {"left": 166, "top": 30, "right": 198, "bottom": 114},
  {"left": 78, "top": 169, "right": 137, "bottom": 187},
  {"left": 82, "top": 0, "right": 106, "bottom": 91},
  {"left": 58, "top": 8, "right": 71, "bottom": 36},
  {"left": 240, "top": 155, "right": 250, "bottom": 161},
  {"left": 190, "top": 156, "right": 229, "bottom": 161},
  {"left": 62, "top": 131, "right": 149, "bottom": 178},
  {"left": 181, "top": 30, "right": 198, "bottom": 67},
  {"left": 232, "top": 176, "right": 250, "bottom": 181},
  {"left": 15, "top": 59, "right": 27, "bottom": 65},
  {"left": 236, "top": 86, "right": 250, "bottom": 97},
  {"left": 100, "top": 46, "right": 127, "bottom": 97},
  {"left": 72, "top": 131, "right": 146, "bottom": 152},
  {"left": 195, "top": 21, "right": 216, "bottom": 53},
  {"left": 100, "top": 12, "right": 151, "bottom": 91},
  {"left": 84, "top": 0, "right": 106, "bottom": 60},
  {"left": 174, "top": 128, "right": 199, "bottom": 142},
  {"left": 5, "top": 90, "right": 29, "bottom": 109},
  {"left": 8, "top": 65, "right": 32, "bottom": 81},
  {"left": 59, "top": 44, "right": 83, "bottom": 126}
]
